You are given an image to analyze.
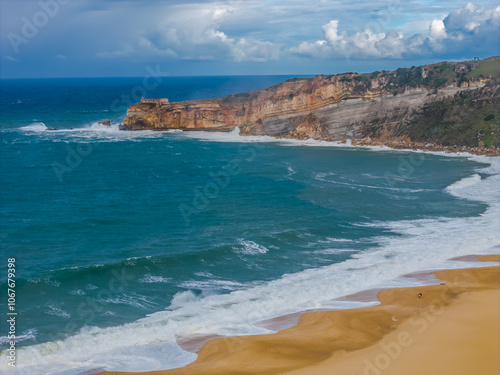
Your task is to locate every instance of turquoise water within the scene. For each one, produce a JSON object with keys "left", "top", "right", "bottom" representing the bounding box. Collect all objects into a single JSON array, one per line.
[{"left": 1, "top": 77, "right": 499, "bottom": 374}]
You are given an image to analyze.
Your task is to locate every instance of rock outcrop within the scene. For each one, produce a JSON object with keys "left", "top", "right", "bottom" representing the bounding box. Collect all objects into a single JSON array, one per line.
[{"left": 121, "top": 57, "right": 500, "bottom": 154}]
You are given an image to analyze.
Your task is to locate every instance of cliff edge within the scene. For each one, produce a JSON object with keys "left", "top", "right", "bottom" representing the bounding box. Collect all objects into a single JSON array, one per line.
[{"left": 122, "top": 57, "right": 500, "bottom": 155}]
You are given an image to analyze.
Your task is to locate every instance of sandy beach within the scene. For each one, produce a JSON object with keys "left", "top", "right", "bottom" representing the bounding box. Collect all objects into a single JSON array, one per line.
[{"left": 101, "top": 254, "right": 500, "bottom": 375}]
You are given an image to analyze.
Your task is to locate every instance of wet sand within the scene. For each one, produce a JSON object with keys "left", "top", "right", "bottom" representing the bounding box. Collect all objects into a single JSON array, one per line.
[{"left": 100, "top": 254, "right": 500, "bottom": 375}]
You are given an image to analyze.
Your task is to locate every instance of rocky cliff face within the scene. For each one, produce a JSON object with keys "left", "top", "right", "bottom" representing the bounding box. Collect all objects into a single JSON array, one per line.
[{"left": 122, "top": 57, "right": 500, "bottom": 153}]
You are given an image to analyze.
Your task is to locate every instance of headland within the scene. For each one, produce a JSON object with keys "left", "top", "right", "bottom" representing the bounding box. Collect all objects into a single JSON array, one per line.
[{"left": 121, "top": 57, "right": 500, "bottom": 156}]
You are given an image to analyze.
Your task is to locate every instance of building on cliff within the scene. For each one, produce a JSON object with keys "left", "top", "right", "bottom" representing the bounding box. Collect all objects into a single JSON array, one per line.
[{"left": 140, "top": 97, "right": 169, "bottom": 107}]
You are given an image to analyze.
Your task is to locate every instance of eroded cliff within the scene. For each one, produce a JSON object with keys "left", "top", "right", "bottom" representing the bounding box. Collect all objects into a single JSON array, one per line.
[{"left": 122, "top": 57, "right": 500, "bottom": 153}]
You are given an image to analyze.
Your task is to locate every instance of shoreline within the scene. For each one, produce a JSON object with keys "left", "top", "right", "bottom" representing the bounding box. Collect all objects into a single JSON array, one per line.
[
  {"left": 277, "top": 135, "right": 500, "bottom": 156},
  {"left": 99, "top": 254, "right": 500, "bottom": 375},
  {"left": 118, "top": 126, "right": 500, "bottom": 157}
]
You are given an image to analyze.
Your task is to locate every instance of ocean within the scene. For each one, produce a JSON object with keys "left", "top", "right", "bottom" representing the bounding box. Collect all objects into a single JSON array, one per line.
[{"left": 0, "top": 76, "right": 499, "bottom": 375}]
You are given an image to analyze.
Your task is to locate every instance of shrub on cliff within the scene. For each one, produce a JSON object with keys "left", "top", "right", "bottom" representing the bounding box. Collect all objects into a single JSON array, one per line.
[{"left": 401, "top": 82, "right": 500, "bottom": 147}]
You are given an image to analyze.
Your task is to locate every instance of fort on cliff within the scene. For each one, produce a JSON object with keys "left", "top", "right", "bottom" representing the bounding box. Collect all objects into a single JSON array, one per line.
[{"left": 140, "top": 97, "right": 169, "bottom": 107}]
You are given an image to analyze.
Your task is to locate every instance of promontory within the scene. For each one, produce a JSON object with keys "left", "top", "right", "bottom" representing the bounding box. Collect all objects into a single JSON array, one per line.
[{"left": 121, "top": 57, "right": 500, "bottom": 155}]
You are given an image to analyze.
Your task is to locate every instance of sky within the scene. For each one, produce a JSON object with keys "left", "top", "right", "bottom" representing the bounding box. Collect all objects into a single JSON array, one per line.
[{"left": 1, "top": 0, "right": 499, "bottom": 78}]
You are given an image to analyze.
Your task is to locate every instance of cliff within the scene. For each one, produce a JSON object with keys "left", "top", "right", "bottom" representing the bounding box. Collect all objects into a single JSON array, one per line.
[{"left": 121, "top": 57, "right": 500, "bottom": 154}]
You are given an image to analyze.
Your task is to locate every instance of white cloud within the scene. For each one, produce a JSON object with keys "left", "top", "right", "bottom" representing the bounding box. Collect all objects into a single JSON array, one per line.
[
  {"left": 154, "top": 4, "right": 279, "bottom": 62},
  {"left": 233, "top": 39, "right": 280, "bottom": 62},
  {"left": 95, "top": 3, "right": 279, "bottom": 63},
  {"left": 289, "top": 3, "right": 500, "bottom": 59},
  {"left": 290, "top": 23, "right": 411, "bottom": 59},
  {"left": 323, "top": 20, "right": 343, "bottom": 45},
  {"left": 428, "top": 19, "right": 447, "bottom": 51}
]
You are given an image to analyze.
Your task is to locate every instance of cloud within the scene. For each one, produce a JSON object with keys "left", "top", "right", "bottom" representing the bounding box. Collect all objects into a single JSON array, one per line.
[
  {"left": 95, "top": 3, "right": 280, "bottom": 63},
  {"left": 233, "top": 39, "right": 280, "bottom": 62},
  {"left": 437, "top": 3, "right": 500, "bottom": 55},
  {"left": 2, "top": 0, "right": 498, "bottom": 78},
  {"left": 5, "top": 55, "right": 19, "bottom": 62},
  {"left": 289, "top": 3, "right": 500, "bottom": 60}
]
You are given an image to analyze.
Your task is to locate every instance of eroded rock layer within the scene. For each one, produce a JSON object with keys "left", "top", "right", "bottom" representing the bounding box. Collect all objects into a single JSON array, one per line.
[{"left": 122, "top": 57, "right": 500, "bottom": 153}]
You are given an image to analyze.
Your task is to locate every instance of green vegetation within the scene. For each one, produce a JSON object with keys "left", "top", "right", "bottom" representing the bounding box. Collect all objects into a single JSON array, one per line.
[
  {"left": 285, "top": 77, "right": 314, "bottom": 83},
  {"left": 465, "top": 59, "right": 500, "bottom": 80},
  {"left": 399, "top": 80, "right": 500, "bottom": 147},
  {"left": 324, "top": 57, "right": 499, "bottom": 148},
  {"left": 234, "top": 92, "right": 250, "bottom": 98},
  {"left": 353, "top": 74, "right": 370, "bottom": 82},
  {"left": 224, "top": 57, "right": 499, "bottom": 106},
  {"left": 392, "top": 66, "right": 424, "bottom": 88},
  {"left": 388, "top": 64, "right": 452, "bottom": 94},
  {"left": 383, "top": 57, "right": 500, "bottom": 94},
  {"left": 222, "top": 91, "right": 258, "bottom": 103}
]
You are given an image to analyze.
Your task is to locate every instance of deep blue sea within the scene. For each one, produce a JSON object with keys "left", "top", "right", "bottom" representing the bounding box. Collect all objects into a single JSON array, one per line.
[{"left": 0, "top": 76, "right": 499, "bottom": 375}]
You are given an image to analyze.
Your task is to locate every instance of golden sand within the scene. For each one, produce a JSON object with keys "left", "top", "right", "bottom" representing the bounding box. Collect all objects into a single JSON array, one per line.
[{"left": 100, "top": 254, "right": 500, "bottom": 375}]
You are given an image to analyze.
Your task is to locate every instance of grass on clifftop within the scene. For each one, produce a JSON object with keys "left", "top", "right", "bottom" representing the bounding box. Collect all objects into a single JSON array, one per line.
[
  {"left": 333, "top": 57, "right": 500, "bottom": 95},
  {"left": 401, "top": 80, "right": 500, "bottom": 148}
]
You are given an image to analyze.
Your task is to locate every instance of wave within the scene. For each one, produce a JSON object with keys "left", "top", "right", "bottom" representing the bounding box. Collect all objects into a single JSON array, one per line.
[
  {"left": 232, "top": 239, "right": 269, "bottom": 255},
  {"left": 45, "top": 304, "right": 71, "bottom": 319},
  {"left": 325, "top": 237, "right": 353, "bottom": 243},
  {"left": 168, "top": 129, "right": 488, "bottom": 160},
  {"left": 1, "top": 156, "right": 499, "bottom": 375},
  {"left": 98, "top": 293, "right": 159, "bottom": 310},
  {"left": 7, "top": 122, "right": 490, "bottom": 162},
  {"left": 310, "top": 248, "right": 358, "bottom": 255},
  {"left": 179, "top": 279, "right": 254, "bottom": 292},
  {"left": 7, "top": 121, "right": 171, "bottom": 145},
  {"left": 19, "top": 122, "right": 48, "bottom": 131},
  {"left": 139, "top": 275, "right": 172, "bottom": 284},
  {"left": 445, "top": 173, "right": 482, "bottom": 197},
  {"left": 167, "top": 290, "right": 201, "bottom": 310},
  {"left": 0, "top": 328, "right": 38, "bottom": 346},
  {"left": 7, "top": 121, "right": 496, "bottom": 163},
  {"left": 312, "top": 172, "right": 433, "bottom": 193}
]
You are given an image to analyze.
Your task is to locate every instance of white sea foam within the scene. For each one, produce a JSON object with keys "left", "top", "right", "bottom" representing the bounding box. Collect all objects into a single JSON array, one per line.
[
  {"left": 313, "top": 172, "right": 433, "bottom": 193},
  {"left": 100, "top": 293, "right": 159, "bottom": 310},
  {"left": 20, "top": 122, "right": 48, "bottom": 131},
  {"left": 68, "top": 289, "right": 86, "bottom": 296},
  {"left": 0, "top": 328, "right": 38, "bottom": 346},
  {"left": 325, "top": 237, "right": 353, "bottom": 243},
  {"left": 179, "top": 279, "right": 252, "bottom": 292},
  {"left": 139, "top": 275, "right": 172, "bottom": 284},
  {"left": 445, "top": 173, "right": 482, "bottom": 196},
  {"left": 14, "top": 121, "right": 168, "bottom": 143},
  {"left": 233, "top": 239, "right": 269, "bottom": 255},
  {"left": 45, "top": 304, "right": 70, "bottom": 319},
  {"left": 167, "top": 290, "right": 200, "bottom": 310},
  {"left": 7, "top": 121, "right": 495, "bottom": 162},
  {"left": 310, "top": 248, "right": 358, "bottom": 255},
  {"left": 194, "top": 271, "right": 214, "bottom": 277},
  {"left": 169, "top": 129, "right": 488, "bottom": 159},
  {"left": 2, "top": 154, "right": 499, "bottom": 375}
]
